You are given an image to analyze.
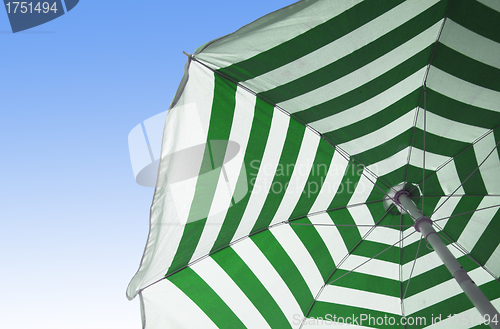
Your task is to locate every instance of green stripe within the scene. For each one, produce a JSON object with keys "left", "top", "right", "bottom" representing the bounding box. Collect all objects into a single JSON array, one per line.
[
  {"left": 260, "top": 1, "right": 448, "bottom": 104},
  {"left": 210, "top": 97, "right": 275, "bottom": 253},
  {"left": 168, "top": 74, "right": 237, "bottom": 273},
  {"left": 252, "top": 229, "right": 314, "bottom": 314},
  {"left": 211, "top": 247, "right": 292, "bottom": 329},
  {"left": 218, "top": 0, "right": 405, "bottom": 83},
  {"left": 168, "top": 267, "right": 246, "bottom": 329},
  {"left": 251, "top": 120, "right": 306, "bottom": 232},
  {"left": 448, "top": 0, "right": 500, "bottom": 44},
  {"left": 293, "top": 46, "right": 432, "bottom": 125}
]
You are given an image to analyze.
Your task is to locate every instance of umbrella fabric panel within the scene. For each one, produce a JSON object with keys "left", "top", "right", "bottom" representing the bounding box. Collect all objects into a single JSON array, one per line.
[{"left": 127, "top": 59, "right": 218, "bottom": 299}]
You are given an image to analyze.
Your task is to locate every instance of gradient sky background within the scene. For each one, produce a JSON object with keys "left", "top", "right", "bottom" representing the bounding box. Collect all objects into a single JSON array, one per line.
[{"left": 0, "top": 1, "right": 293, "bottom": 328}]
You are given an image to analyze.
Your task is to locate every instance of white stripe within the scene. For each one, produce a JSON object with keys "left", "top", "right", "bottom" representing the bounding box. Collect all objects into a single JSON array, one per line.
[
  {"left": 245, "top": 0, "right": 440, "bottom": 93},
  {"left": 318, "top": 286, "right": 401, "bottom": 315},
  {"left": 339, "top": 109, "right": 415, "bottom": 156},
  {"left": 404, "top": 267, "right": 496, "bottom": 314},
  {"left": 196, "top": 0, "right": 362, "bottom": 70},
  {"left": 309, "top": 213, "right": 349, "bottom": 264},
  {"left": 427, "top": 67, "right": 500, "bottom": 112},
  {"left": 309, "top": 67, "right": 426, "bottom": 133},
  {"left": 339, "top": 255, "right": 399, "bottom": 281},
  {"left": 233, "top": 239, "right": 303, "bottom": 328},
  {"left": 141, "top": 279, "right": 218, "bottom": 329},
  {"left": 457, "top": 197, "right": 500, "bottom": 252},
  {"left": 191, "top": 257, "right": 271, "bottom": 329},
  {"left": 271, "top": 224, "right": 325, "bottom": 296},
  {"left": 127, "top": 61, "right": 215, "bottom": 299},
  {"left": 189, "top": 87, "right": 256, "bottom": 263},
  {"left": 270, "top": 129, "right": 320, "bottom": 226},
  {"left": 416, "top": 109, "right": 489, "bottom": 144},
  {"left": 474, "top": 133, "right": 500, "bottom": 194},
  {"left": 232, "top": 108, "right": 290, "bottom": 241},
  {"left": 309, "top": 150, "right": 349, "bottom": 213},
  {"left": 441, "top": 19, "right": 500, "bottom": 70}
]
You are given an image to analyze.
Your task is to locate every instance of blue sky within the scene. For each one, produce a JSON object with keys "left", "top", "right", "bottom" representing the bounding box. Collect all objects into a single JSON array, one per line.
[{"left": 0, "top": 1, "right": 293, "bottom": 328}]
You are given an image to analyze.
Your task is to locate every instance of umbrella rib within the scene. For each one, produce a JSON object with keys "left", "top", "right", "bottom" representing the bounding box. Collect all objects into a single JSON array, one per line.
[{"left": 430, "top": 137, "right": 500, "bottom": 217}]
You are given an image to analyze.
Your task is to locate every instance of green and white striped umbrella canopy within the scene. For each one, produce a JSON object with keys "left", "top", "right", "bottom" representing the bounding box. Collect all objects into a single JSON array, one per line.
[{"left": 127, "top": 0, "right": 500, "bottom": 328}]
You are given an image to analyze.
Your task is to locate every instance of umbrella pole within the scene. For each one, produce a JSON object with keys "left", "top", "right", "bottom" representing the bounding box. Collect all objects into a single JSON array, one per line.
[{"left": 395, "top": 192, "right": 500, "bottom": 328}]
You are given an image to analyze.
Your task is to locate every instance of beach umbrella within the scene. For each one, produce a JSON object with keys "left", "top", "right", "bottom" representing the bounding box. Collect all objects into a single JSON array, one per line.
[{"left": 127, "top": 0, "right": 500, "bottom": 328}]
